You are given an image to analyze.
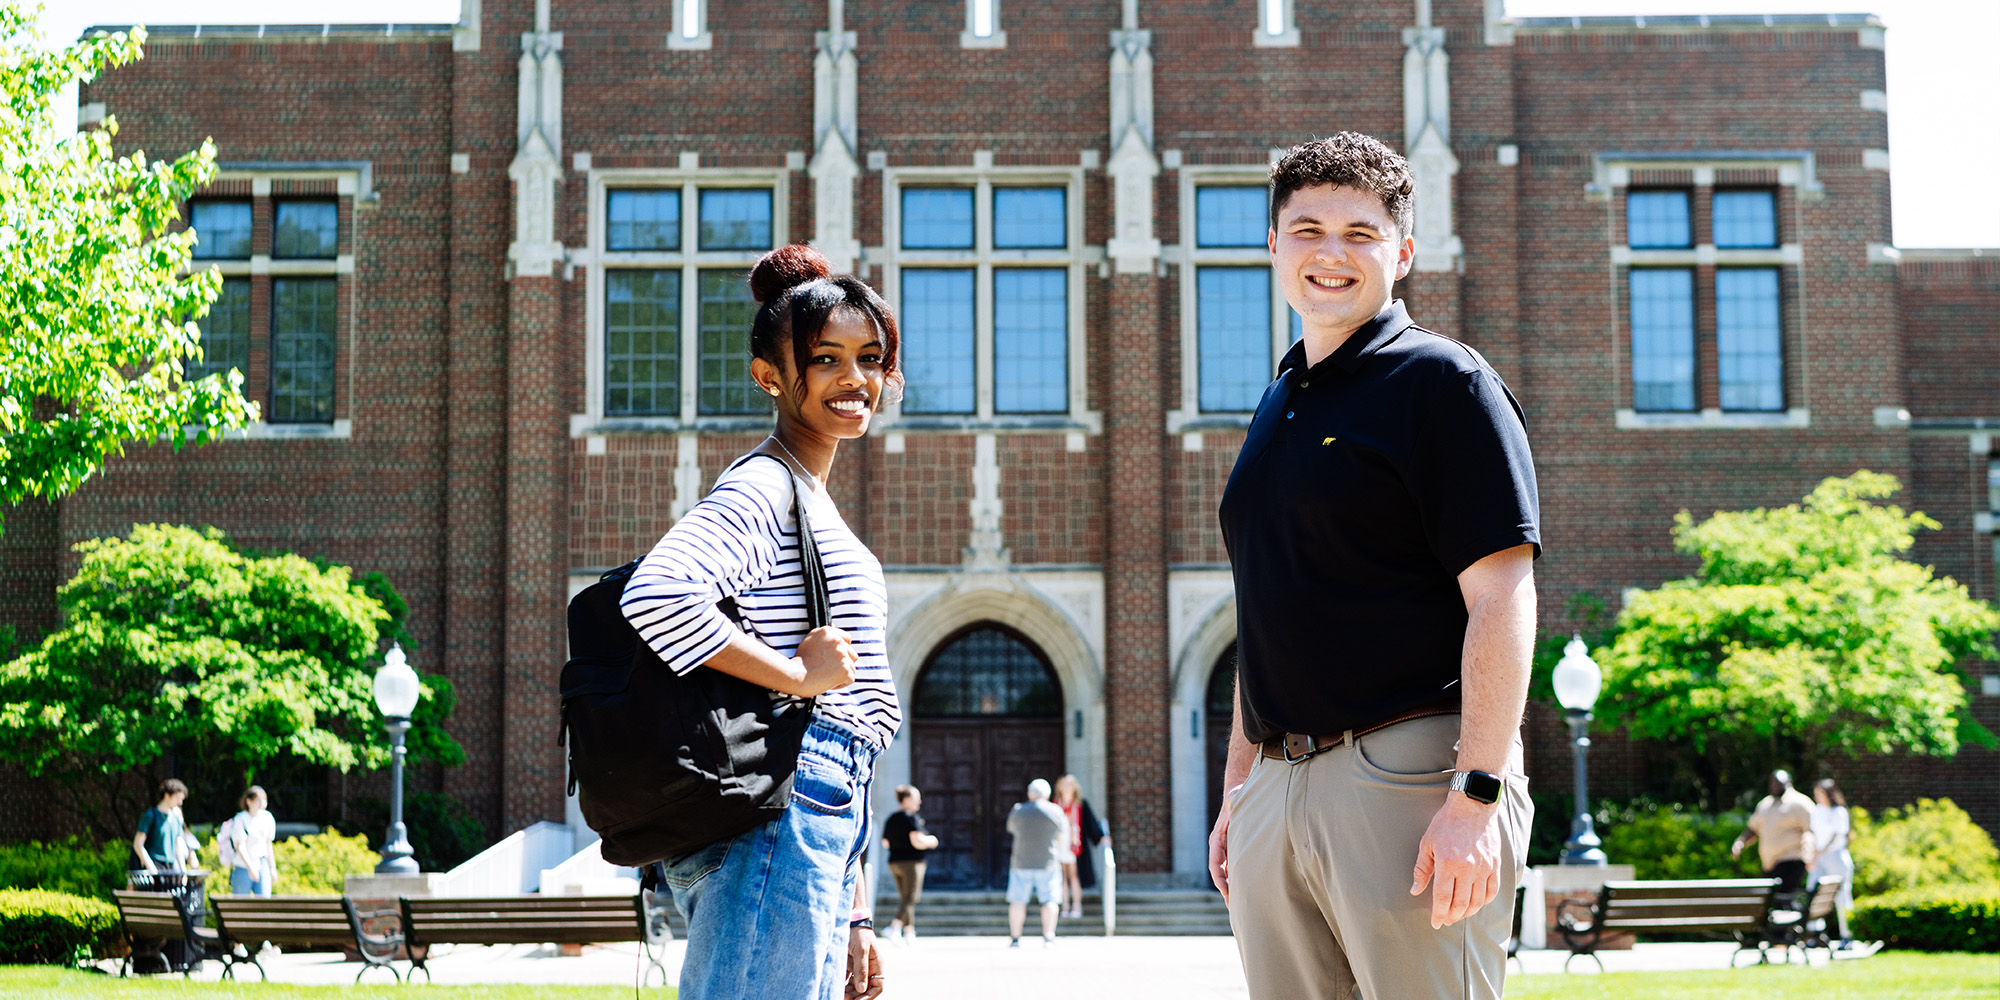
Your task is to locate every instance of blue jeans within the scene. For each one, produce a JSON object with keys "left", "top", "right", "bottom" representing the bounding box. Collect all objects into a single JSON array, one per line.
[
  {"left": 662, "top": 715, "right": 879, "bottom": 1000},
  {"left": 229, "top": 865, "right": 270, "bottom": 896}
]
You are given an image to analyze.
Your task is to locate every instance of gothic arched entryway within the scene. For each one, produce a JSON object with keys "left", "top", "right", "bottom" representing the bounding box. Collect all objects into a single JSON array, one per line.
[
  {"left": 1205, "top": 643, "right": 1237, "bottom": 833},
  {"left": 909, "top": 624, "right": 1065, "bottom": 889}
]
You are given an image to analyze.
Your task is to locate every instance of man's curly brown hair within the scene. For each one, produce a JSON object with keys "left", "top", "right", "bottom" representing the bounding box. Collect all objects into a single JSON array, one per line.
[{"left": 1268, "top": 132, "right": 1415, "bottom": 240}]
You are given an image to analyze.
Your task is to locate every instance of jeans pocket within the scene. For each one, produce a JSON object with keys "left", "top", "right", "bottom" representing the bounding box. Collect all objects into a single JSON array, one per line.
[
  {"left": 791, "top": 760, "right": 857, "bottom": 816},
  {"left": 662, "top": 837, "right": 734, "bottom": 891}
]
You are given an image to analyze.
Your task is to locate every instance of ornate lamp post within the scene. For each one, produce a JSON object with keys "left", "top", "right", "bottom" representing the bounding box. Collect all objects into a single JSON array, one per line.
[
  {"left": 372, "top": 644, "right": 422, "bottom": 875},
  {"left": 1552, "top": 634, "right": 1608, "bottom": 866}
]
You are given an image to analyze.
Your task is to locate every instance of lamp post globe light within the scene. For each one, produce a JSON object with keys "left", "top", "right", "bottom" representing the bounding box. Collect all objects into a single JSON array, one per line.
[
  {"left": 1552, "top": 634, "right": 1608, "bottom": 866},
  {"left": 372, "top": 644, "right": 422, "bottom": 875}
]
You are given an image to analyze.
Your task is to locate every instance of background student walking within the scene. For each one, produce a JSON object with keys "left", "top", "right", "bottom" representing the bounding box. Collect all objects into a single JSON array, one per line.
[
  {"left": 133, "top": 779, "right": 195, "bottom": 873},
  {"left": 1051, "top": 775, "right": 1106, "bottom": 919},
  {"left": 882, "top": 785, "right": 939, "bottom": 943},
  {"left": 1811, "top": 778, "right": 1855, "bottom": 946},
  {"left": 221, "top": 786, "right": 278, "bottom": 896},
  {"left": 1004, "top": 778, "right": 1069, "bottom": 948}
]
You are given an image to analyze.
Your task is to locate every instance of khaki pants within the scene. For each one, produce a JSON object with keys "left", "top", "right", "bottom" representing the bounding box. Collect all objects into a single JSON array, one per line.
[
  {"left": 889, "top": 860, "right": 926, "bottom": 929},
  {"left": 1226, "top": 714, "right": 1531, "bottom": 1000}
]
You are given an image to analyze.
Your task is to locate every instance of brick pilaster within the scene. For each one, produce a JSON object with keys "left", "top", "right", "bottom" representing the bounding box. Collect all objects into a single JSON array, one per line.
[
  {"left": 502, "top": 274, "right": 569, "bottom": 832},
  {"left": 1103, "top": 270, "right": 1171, "bottom": 872}
]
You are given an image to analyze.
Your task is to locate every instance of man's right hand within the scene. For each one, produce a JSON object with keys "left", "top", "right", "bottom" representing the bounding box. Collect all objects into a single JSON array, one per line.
[
  {"left": 1208, "top": 793, "right": 1237, "bottom": 903},
  {"left": 793, "top": 625, "right": 858, "bottom": 696}
]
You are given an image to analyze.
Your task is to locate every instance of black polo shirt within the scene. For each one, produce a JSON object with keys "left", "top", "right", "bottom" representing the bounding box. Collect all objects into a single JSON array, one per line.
[{"left": 1218, "top": 300, "right": 1541, "bottom": 744}]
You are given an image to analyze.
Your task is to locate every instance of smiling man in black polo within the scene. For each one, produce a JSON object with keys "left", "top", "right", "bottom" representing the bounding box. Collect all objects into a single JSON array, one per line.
[{"left": 1208, "top": 133, "right": 1540, "bottom": 1000}]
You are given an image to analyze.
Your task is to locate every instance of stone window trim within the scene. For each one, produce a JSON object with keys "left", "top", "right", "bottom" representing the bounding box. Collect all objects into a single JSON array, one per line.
[
  {"left": 1596, "top": 152, "right": 1818, "bottom": 431},
  {"left": 573, "top": 165, "right": 791, "bottom": 437},
  {"left": 873, "top": 162, "right": 1100, "bottom": 436},
  {"left": 1167, "top": 166, "right": 1292, "bottom": 435},
  {"left": 1255, "top": 0, "right": 1300, "bottom": 47},
  {"left": 669, "top": 0, "right": 712, "bottom": 50},
  {"left": 962, "top": 0, "right": 1006, "bottom": 49},
  {"left": 177, "top": 163, "right": 366, "bottom": 440}
]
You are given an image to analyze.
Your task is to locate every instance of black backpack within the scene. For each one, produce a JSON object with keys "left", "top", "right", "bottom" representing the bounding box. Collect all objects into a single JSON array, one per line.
[{"left": 559, "top": 456, "right": 829, "bottom": 867}]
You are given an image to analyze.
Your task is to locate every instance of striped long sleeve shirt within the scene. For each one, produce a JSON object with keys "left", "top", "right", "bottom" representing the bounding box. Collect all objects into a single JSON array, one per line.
[{"left": 619, "top": 453, "right": 902, "bottom": 748}]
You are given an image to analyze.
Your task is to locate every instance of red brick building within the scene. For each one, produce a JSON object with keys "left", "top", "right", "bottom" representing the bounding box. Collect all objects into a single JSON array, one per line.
[{"left": 5, "top": 0, "right": 1993, "bottom": 885}]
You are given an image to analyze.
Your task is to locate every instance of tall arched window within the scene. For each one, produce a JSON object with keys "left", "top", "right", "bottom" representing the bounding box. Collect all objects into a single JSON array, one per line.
[{"left": 913, "top": 625, "right": 1061, "bottom": 717}]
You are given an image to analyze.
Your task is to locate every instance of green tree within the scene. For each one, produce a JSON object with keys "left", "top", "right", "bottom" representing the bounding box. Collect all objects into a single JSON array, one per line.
[
  {"left": 0, "top": 524, "right": 461, "bottom": 838},
  {"left": 1596, "top": 472, "right": 1999, "bottom": 807},
  {"left": 0, "top": 4, "right": 256, "bottom": 533}
]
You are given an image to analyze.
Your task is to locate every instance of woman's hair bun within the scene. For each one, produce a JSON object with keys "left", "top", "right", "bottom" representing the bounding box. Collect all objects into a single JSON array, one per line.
[{"left": 749, "top": 244, "right": 834, "bottom": 303}]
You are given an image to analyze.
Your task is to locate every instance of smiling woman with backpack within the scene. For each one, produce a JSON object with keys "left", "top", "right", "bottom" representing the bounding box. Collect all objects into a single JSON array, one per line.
[{"left": 618, "top": 245, "right": 902, "bottom": 1000}]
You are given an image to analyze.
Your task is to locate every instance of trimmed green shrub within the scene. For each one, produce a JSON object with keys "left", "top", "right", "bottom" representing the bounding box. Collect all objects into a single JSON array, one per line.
[
  {"left": 1595, "top": 799, "right": 1763, "bottom": 880},
  {"left": 197, "top": 827, "right": 376, "bottom": 899},
  {"left": 1851, "top": 884, "right": 2000, "bottom": 952},
  {"left": 1850, "top": 798, "right": 2000, "bottom": 898},
  {"left": 0, "top": 837, "right": 130, "bottom": 901},
  {"left": 0, "top": 889, "right": 120, "bottom": 965}
]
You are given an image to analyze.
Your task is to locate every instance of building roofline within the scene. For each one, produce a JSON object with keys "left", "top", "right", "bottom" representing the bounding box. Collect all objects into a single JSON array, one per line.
[
  {"left": 80, "top": 23, "right": 454, "bottom": 41},
  {"left": 1513, "top": 12, "right": 1881, "bottom": 32}
]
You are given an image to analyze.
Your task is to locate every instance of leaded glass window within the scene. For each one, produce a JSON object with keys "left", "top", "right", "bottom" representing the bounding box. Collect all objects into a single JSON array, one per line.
[
  {"left": 1198, "top": 267, "right": 1272, "bottom": 412},
  {"left": 993, "top": 188, "right": 1065, "bottom": 249},
  {"left": 698, "top": 271, "right": 760, "bottom": 414},
  {"left": 190, "top": 201, "right": 252, "bottom": 260},
  {"left": 1196, "top": 187, "right": 1269, "bottom": 248},
  {"left": 1713, "top": 191, "right": 1777, "bottom": 249},
  {"left": 607, "top": 190, "right": 682, "bottom": 251},
  {"left": 698, "top": 190, "right": 772, "bottom": 251},
  {"left": 1716, "top": 268, "right": 1783, "bottom": 411},
  {"left": 993, "top": 268, "right": 1066, "bottom": 413},
  {"left": 902, "top": 189, "right": 975, "bottom": 250},
  {"left": 1626, "top": 191, "right": 1691, "bottom": 249},
  {"left": 187, "top": 279, "right": 250, "bottom": 383},
  {"left": 606, "top": 270, "right": 680, "bottom": 416},
  {"left": 899, "top": 269, "right": 975, "bottom": 414},
  {"left": 273, "top": 201, "right": 338, "bottom": 259},
  {"left": 1629, "top": 269, "right": 1696, "bottom": 412},
  {"left": 913, "top": 626, "right": 1061, "bottom": 717},
  {"left": 270, "top": 278, "right": 337, "bottom": 422}
]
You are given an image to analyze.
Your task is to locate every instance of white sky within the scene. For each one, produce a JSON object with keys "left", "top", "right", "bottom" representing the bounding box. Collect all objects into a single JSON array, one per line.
[{"left": 34, "top": 0, "right": 1999, "bottom": 248}]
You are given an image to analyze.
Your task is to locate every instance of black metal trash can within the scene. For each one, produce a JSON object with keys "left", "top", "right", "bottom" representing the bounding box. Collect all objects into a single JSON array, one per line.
[{"left": 127, "top": 870, "right": 210, "bottom": 974}]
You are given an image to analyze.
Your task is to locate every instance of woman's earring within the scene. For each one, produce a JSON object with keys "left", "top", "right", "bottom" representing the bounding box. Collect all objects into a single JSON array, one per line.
[{"left": 765, "top": 385, "right": 781, "bottom": 397}]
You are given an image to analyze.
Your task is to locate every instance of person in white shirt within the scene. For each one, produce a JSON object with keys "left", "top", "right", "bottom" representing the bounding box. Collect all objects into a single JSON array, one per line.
[
  {"left": 1810, "top": 778, "right": 1854, "bottom": 946},
  {"left": 227, "top": 786, "right": 279, "bottom": 896}
]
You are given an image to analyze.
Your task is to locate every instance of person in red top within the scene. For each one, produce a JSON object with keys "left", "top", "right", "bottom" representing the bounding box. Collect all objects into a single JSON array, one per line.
[{"left": 1051, "top": 775, "right": 1107, "bottom": 919}]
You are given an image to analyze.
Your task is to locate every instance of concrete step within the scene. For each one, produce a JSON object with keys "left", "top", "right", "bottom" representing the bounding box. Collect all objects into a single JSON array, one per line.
[{"left": 875, "top": 889, "right": 1233, "bottom": 937}]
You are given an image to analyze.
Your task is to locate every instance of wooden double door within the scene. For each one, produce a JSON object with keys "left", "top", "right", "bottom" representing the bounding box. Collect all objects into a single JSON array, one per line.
[{"left": 909, "top": 717, "right": 1066, "bottom": 889}]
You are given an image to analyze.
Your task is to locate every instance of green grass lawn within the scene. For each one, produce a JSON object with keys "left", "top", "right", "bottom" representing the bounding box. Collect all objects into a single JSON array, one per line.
[
  {"left": 3, "top": 953, "right": 1995, "bottom": 999},
  {"left": 0, "top": 968, "right": 673, "bottom": 1000},
  {"left": 1506, "top": 952, "right": 2000, "bottom": 999}
]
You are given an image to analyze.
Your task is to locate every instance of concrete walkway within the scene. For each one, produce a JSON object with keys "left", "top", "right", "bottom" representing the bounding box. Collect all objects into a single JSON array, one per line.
[{"left": 95, "top": 936, "right": 1878, "bottom": 994}]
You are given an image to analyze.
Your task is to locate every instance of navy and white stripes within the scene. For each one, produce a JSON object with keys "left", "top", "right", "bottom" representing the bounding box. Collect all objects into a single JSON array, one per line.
[{"left": 621, "top": 454, "right": 902, "bottom": 748}]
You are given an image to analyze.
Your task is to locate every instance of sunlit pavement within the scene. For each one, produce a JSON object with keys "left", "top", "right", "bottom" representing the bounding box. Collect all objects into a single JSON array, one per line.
[{"left": 88, "top": 936, "right": 1880, "bottom": 995}]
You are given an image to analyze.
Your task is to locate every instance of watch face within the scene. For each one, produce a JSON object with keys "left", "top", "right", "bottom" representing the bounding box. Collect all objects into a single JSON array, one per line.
[{"left": 1462, "top": 771, "right": 1503, "bottom": 804}]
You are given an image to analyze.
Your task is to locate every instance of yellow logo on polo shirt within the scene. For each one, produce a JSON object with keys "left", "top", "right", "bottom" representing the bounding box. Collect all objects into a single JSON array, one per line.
[{"left": 1322, "top": 436, "right": 1336, "bottom": 445}]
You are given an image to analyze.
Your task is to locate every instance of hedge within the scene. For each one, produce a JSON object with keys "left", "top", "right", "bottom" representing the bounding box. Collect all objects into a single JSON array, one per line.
[
  {"left": 0, "top": 837, "right": 130, "bottom": 901},
  {"left": 1851, "top": 884, "right": 2000, "bottom": 953},
  {"left": 0, "top": 889, "right": 121, "bottom": 965},
  {"left": 196, "top": 827, "right": 378, "bottom": 899}
]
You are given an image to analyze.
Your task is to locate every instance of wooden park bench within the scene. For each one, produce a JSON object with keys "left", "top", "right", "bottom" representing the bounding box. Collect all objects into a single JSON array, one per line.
[
  {"left": 399, "top": 894, "right": 670, "bottom": 985},
  {"left": 1555, "top": 878, "right": 1777, "bottom": 972},
  {"left": 111, "top": 888, "right": 244, "bottom": 980},
  {"left": 210, "top": 894, "right": 405, "bottom": 983}
]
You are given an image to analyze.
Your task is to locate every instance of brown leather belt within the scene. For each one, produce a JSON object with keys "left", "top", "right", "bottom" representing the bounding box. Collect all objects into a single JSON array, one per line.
[{"left": 1258, "top": 706, "right": 1458, "bottom": 764}]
